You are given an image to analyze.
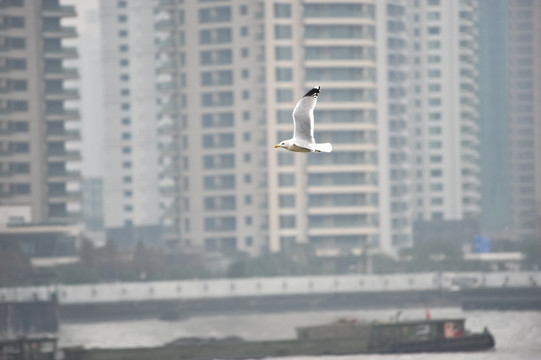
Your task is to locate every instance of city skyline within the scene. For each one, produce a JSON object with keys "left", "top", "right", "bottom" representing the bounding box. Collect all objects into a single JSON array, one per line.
[{"left": 0, "top": 0, "right": 539, "bottom": 258}]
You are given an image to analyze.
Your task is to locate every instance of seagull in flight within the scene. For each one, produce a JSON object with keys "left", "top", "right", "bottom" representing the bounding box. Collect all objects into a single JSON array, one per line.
[{"left": 274, "top": 86, "right": 332, "bottom": 153}]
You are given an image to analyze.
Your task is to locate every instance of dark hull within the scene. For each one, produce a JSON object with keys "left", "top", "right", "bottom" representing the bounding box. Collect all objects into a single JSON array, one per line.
[
  {"left": 384, "top": 333, "right": 495, "bottom": 353},
  {"left": 63, "top": 334, "right": 494, "bottom": 360}
]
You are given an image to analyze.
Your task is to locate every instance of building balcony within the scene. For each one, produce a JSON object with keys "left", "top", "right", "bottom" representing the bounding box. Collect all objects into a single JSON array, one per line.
[
  {"left": 156, "top": 0, "right": 175, "bottom": 10},
  {"left": 160, "top": 143, "right": 178, "bottom": 156},
  {"left": 44, "top": 67, "right": 79, "bottom": 80},
  {"left": 47, "top": 169, "right": 81, "bottom": 181},
  {"left": 46, "top": 128, "right": 81, "bottom": 140},
  {"left": 156, "top": 81, "right": 176, "bottom": 93},
  {"left": 157, "top": 38, "right": 175, "bottom": 53},
  {"left": 159, "top": 101, "right": 177, "bottom": 115},
  {"left": 158, "top": 123, "right": 178, "bottom": 135},
  {"left": 155, "top": 19, "right": 174, "bottom": 32},
  {"left": 43, "top": 46, "right": 78, "bottom": 59},
  {"left": 159, "top": 164, "right": 179, "bottom": 178},
  {"left": 47, "top": 211, "right": 81, "bottom": 223},
  {"left": 156, "top": 61, "right": 176, "bottom": 74},
  {"left": 42, "top": 26, "right": 77, "bottom": 38},
  {"left": 46, "top": 149, "right": 81, "bottom": 161},
  {"left": 48, "top": 190, "right": 82, "bottom": 202},
  {"left": 45, "top": 88, "right": 79, "bottom": 100},
  {"left": 45, "top": 109, "right": 79, "bottom": 121},
  {"left": 42, "top": 4, "right": 77, "bottom": 17},
  {"left": 160, "top": 185, "right": 179, "bottom": 197}
]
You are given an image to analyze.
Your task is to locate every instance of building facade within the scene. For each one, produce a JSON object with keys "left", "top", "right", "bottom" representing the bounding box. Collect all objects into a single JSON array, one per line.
[
  {"left": 100, "top": 0, "right": 161, "bottom": 246},
  {"left": 508, "top": 0, "right": 541, "bottom": 241},
  {"left": 407, "top": 0, "right": 481, "bottom": 240},
  {"left": 0, "top": 0, "right": 81, "bottom": 223},
  {"left": 477, "top": 0, "right": 512, "bottom": 234},
  {"left": 156, "top": 0, "right": 412, "bottom": 257}
]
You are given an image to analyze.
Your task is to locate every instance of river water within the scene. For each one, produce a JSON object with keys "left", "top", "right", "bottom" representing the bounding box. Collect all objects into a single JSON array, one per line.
[{"left": 59, "top": 307, "right": 541, "bottom": 359}]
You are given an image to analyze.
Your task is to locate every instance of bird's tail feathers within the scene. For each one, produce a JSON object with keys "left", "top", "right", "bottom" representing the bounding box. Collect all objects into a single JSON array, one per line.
[{"left": 314, "top": 143, "right": 332, "bottom": 153}]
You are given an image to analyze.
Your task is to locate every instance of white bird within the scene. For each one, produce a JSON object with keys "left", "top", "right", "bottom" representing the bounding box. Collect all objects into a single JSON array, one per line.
[{"left": 274, "top": 86, "right": 332, "bottom": 153}]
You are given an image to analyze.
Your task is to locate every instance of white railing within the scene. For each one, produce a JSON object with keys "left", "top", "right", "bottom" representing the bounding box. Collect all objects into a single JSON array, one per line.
[{"left": 0, "top": 272, "right": 539, "bottom": 305}]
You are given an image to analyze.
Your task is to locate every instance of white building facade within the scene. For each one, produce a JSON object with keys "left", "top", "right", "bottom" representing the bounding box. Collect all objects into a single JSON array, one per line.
[
  {"left": 100, "top": 0, "right": 161, "bottom": 245},
  {"left": 407, "top": 0, "right": 481, "bottom": 224}
]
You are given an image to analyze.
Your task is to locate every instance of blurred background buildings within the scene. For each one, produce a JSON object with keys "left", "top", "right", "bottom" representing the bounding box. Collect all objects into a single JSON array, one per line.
[{"left": 0, "top": 0, "right": 539, "bottom": 272}]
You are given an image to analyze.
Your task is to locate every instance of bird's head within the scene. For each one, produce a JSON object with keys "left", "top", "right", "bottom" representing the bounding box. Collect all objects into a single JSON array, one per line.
[{"left": 275, "top": 139, "right": 293, "bottom": 150}]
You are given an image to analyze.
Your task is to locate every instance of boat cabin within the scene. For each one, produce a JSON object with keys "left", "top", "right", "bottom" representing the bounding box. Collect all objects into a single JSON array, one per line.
[{"left": 368, "top": 318, "right": 466, "bottom": 351}]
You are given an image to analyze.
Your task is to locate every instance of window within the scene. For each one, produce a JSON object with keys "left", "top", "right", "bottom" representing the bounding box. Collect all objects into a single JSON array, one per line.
[
  {"left": 278, "top": 173, "right": 295, "bottom": 186},
  {"left": 276, "top": 67, "right": 292, "bottom": 82},
  {"left": 242, "top": 69, "right": 249, "bottom": 78},
  {"left": 428, "top": 84, "right": 441, "bottom": 92},
  {"left": 118, "top": 15, "right": 127, "bottom": 22},
  {"left": 427, "top": 41, "right": 440, "bottom": 49},
  {"left": 427, "top": 0, "right": 440, "bottom": 5},
  {"left": 427, "top": 26, "right": 440, "bottom": 34},
  {"left": 240, "top": 5, "right": 247, "bottom": 15},
  {"left": 275, "top": 46, "right": 292, "bottom": 60},
  {"left": 120, "top": 74, "right": 129, "bottom": 81},
  {"left": 121, "top": 117, "right": 131, "bottom": 125},
  {"left": 121, "top": 89, "right": 130, "bottom": 96},
  {"left": 118, "top": 30, "right": 128, "bottom": 37},
  {"left": 428, "top": 98, "right": 441, "bottom": 106},
  {"left": 279, "top": 194, "right": 295, "bottom": 208},
  {"left": 275, "top": 25, "right": 292, "bottom": 39},
  {"left": 274, "top": 3, "right": 291, "bottom": 18},
  {"left": 11, "top": 80, "right": 27, "bottom": 91},
  {"left": 122, "top": 146, "right": 131, "bottom": 154},
  {"left": 279, "top": 215, "right": 296, "bottom": 229},
  {"left": 429, "top": 112, "right": 441, "bottom": 120},
  {"left": 9, "top": 16, "right": 24, "bottom": 28},
  {"left": 427, "top": 12, "right": 440, "bottom": 20},
  {"left": 9, "top": 59, "right": 26, "bottom": 70},
  {"left": 118, "top": 1, "right": 127, "bottom": 7},
  {"left": 278, "top": 152, "right": 294, "bottom": 165},
  {"left": 123, "top": 176, "right": 132, "bottom": 183},
  {"left": 120, "top": 59, "right": 129, "bottom": 66},
  {"left": 276, "top": 89, "right": 293, "bottom": 103},
  {"left": 241, "top": 48, "right": 249, "bottom": 57},
  {"left": 11, "top": 101, "right": 28, "bottom": 111},
  {"left": 428, "top": 69, "right": 441, "bottom": 78},
  {"left": 240, "top": 27, "right": 248, "bottom": 36},
  {"left": 119, "top": 45, "right": 129, "bottom": 52},
  {"left": 122, "top": 132, "right": 131, "bottom": 140},
  {"left": 9, "top": 38, "right": 25, "bottom": 49}
]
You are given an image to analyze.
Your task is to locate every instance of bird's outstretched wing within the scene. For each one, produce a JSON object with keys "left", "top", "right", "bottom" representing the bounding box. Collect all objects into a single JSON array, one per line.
[{"left": 292, "top": 86, "right": 320, "bottom": 149}]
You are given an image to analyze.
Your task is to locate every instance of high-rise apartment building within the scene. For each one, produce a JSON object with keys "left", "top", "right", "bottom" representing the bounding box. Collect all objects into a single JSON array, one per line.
[
  {"left": 508, "top": 0, "right": 541, "bottom": 241},
  {"left": 407, "top": 0, "right": 481, "bottom": 232},
  {"left": 100, "top": 0, "right": 161, "bottom": 246},
  {"left": 156, "top": 0, "right": 412, "bottom": 256},
  {"left": 0, "top": 0, "right": 81, "bottom": 223},
  {"left": 478, "top": 0, "right": 512, "bottom": 234},
  {"left": 265, "top": 1, "right": 411, "bottom": 254}
]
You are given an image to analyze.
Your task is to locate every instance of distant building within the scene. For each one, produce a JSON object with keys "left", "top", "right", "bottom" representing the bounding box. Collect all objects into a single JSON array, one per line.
[
  {"left": 0, "top": 0, "right": 82, "bottom": 223},
  {"left": 477, "top": 0, "right": 512, "bottom": 234},
  {"left": 100, "top": 0, "right": 161, "bottom": 247},
  {"left": 407, "top": 0, "right": 481, "bottom": 238},
  {"left": 155, "top": 0, "right": 412, "bottom": 256},
  {"left": 508, "top": 0, "right": 541, "bottom": 241}
]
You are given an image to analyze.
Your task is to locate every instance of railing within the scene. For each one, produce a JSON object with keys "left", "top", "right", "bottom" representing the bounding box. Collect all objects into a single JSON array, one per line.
[{"left": 1, "top": 272, "right": 538, "bottom": 305}]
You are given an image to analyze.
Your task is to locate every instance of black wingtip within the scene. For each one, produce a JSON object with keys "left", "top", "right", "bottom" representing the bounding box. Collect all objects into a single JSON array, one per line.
[{"left": 303, "top": 86, "right": 320, "bottom": 97}]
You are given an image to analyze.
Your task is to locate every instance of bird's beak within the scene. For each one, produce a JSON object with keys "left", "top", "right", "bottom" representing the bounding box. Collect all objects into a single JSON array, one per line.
[{"left": 274, "top": 144, "right": 280, "bottom": 148}]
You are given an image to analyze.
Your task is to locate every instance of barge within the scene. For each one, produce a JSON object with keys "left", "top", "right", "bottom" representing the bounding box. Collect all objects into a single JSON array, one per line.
[{"left": 62, "top": 317, "right": 494, "bottom": 360}]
